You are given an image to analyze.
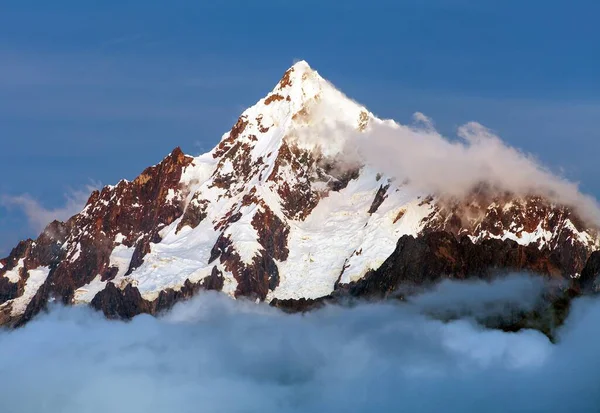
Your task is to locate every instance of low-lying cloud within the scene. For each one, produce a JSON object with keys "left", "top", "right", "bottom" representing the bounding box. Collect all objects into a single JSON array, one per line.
[
  {"left": 408, "top": 274, "right": 548, "bottom": 316},
  {"left": 1, "top": 183, "right": 99, "bottom": 234},
  {"left": 1, "top": 275, "right": 600, "bottom": 413}
]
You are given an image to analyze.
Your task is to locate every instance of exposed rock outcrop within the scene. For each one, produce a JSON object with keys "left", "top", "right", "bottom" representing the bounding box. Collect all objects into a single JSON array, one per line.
[
  {"left": 339, "top": 232, "right": 562, "bottom": 298},
  {"left": 1, "top": 61, "right": 598, "bottom": 328},
  {"left": 577, "top": 251, "right": 600, "bottom": 293},
  {"left": 0, "top": 148, "right": 193, "bottom": 326}
]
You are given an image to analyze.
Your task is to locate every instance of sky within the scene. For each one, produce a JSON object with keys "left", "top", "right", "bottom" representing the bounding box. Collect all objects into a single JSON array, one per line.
[{"left": 1, "top": 0, "right": 600, "bottom": 256}]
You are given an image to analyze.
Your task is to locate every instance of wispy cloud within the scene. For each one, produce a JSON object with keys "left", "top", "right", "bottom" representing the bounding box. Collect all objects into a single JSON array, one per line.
[
  {"left": 97, "top": 33, "right": 146, "bottom": 50},
  {"left": 333, "top": 109, "right": 600, "bottom": 225},
  {"left": 1, "top": 183, "right": 100, "bottom": 233},
  {"left": 0, "top": 50, "right": 270, "bottom": 123},
  {"left": 0, "top": 50, "right": 265, "bottom": 90}
]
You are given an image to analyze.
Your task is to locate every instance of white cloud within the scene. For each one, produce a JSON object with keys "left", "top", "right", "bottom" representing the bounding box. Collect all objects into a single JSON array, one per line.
[
  {"left": 408, "top": 274, "right": 548, "bottom": 317},
  {"left": 0, "top": 275, "right": 598, "bottom": 412},
  {"left": 343, "top": 113, "right": 600, "bottom": 225},
  {"left": 1, "top": 183, "right": 100, "bottom": 233},
  {"left": 283, "top": 80, "right": 600, "bottom": 225}
]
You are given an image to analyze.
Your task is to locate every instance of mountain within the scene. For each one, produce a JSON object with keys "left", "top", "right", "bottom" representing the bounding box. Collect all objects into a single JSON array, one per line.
[{"left": 1, "top": 61, "right": 599, "bottom": 326}]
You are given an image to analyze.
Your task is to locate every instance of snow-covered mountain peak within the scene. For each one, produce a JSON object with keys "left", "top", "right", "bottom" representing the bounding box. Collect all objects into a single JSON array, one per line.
[
  {"left": 174, "top": 61, "right": 377, "bottom": 228},
  {"left": 1, "top": 62, "right": 599, "bottom": 326},
  {"left": 206, "top": 61, "right": 371, "bottom": 165},
  {"left": 271, "top": 59, "right": 331, "bottom": 103}
]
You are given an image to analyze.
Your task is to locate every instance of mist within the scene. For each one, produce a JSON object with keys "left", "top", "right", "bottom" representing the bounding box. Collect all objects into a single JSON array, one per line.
[
  {"left": 1, "top": 182, "right": 100, "bottom": 233},
  {"left": 1, "top": 275, "right": 600, "bottom": 413}
]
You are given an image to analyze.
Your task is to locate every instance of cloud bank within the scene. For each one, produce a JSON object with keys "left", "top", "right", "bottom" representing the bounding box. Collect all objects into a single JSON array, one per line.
[
  {"left": 1, "top": 275, "right": 600, "bottom": 413},
  {"left": 1, "top": 183, "right": 99, "bottom": 234}
]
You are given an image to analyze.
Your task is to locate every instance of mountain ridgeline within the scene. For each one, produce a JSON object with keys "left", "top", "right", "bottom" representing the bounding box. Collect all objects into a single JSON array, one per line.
[{"left": 2, "top": 61, "right": 599, "bottom": 327}]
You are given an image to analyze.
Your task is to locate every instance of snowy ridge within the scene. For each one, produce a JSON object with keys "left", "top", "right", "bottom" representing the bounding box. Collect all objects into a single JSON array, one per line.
[
  {"left": 3, "top": 266, "right": 51, "bottom": 316},
  {"left": 107, "top": 61, "right": 435, "bottom": 301},
  {"left": 107, "top": 61, "right": 595, "bottom": 301},
  {"left": 1, "top": 60, "right": 599, "bottom": 321}
]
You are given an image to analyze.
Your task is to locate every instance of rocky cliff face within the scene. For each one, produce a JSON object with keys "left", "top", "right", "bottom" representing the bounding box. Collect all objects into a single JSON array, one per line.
[
  {"left": 0, "top": 149, "right": 193, "bottom": 325},
  {"left": 1, "top": 61, "right": 598, "bottom": 326}
]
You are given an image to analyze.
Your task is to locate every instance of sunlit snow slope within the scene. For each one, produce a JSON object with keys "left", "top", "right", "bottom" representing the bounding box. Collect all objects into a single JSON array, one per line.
[{"left": 1, "top": 61, "right": 598, "bottom": 325}]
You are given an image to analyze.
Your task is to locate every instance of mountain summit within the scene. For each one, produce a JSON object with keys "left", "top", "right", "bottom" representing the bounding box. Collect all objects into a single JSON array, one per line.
[{"left": 1, "top": 62, "right": 599, "bottom": 326}]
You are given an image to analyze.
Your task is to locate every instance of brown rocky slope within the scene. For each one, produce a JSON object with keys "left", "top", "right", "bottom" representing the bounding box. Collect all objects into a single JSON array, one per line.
[{"left": 1, "top": 61, "right": 599, "bottom": 327}]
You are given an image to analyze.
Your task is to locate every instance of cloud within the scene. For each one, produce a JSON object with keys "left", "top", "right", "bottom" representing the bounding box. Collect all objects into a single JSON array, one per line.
[
  {"left": 287, "top": 85, "right": 600, "bottom": 224},
  {"left": 343, "top": 112, "right": 600, "bottom": 225},
  {"left": 1, "top": 183, "right": 100, "bottom": 233},
  {"left": 1, "top": 275, "right": 599, "bottom": 412},
  {"left": 407, "top": 274, "right": 548, "bottom": 316}
]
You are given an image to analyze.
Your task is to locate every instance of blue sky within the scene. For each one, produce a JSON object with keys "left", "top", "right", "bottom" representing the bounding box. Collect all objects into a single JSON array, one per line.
[{"left": 1, "top": 0, "right": 599, "bottom": 255}]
